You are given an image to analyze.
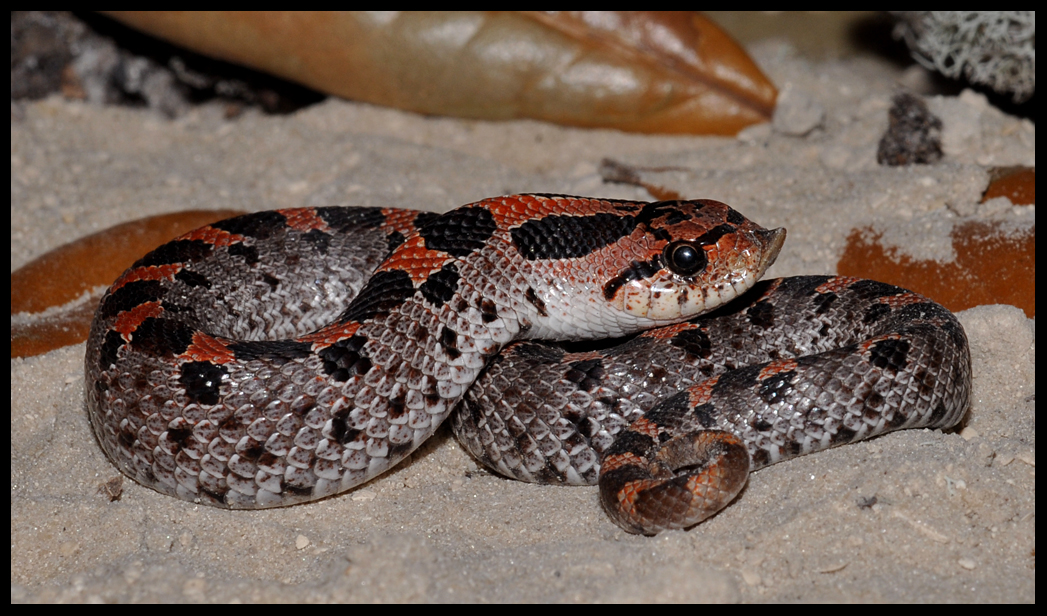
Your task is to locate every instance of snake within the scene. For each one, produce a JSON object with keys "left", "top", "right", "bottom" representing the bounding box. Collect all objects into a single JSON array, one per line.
[{"left": 85, "top": 194, "right": 971, "bottom": 535}]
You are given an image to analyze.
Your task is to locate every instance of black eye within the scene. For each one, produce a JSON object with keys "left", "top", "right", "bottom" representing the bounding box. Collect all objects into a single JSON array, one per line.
[{"left": 663, "top": 241, "right": 706, "bottom": 276}]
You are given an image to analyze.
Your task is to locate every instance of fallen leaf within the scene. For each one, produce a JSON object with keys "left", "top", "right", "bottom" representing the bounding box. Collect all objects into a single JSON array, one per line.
[
  {"left": 101, "top": 11, "right": 777, "bottom": 134},
  {"left": 11, "top": 209, "right": 244, "bottom": 357}
]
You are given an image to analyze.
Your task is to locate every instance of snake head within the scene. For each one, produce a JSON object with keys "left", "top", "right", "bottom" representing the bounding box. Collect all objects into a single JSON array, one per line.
[
  {"left": 605, "top": 199, "right": 785, "bottom": 323},
  {"left": 503, "top": 196, "right": 784, "bottom": 340}
]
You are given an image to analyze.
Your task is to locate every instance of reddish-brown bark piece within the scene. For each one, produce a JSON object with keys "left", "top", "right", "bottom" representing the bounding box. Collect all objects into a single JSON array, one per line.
[
  {"left": 838, "top": 221, "right": 1034, "bottom": 318},
  {"left": 982, "top": 166, "right": 1035, "bottom": 206}
]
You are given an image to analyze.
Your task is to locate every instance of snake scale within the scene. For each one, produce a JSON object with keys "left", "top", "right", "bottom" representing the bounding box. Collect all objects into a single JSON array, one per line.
[{"left": 85, "top": 194, "right": 971, "bottom": 534}]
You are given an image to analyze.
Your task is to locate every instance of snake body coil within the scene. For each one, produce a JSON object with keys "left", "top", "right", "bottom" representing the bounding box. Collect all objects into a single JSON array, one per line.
[{"left": 86, "top": 194, "right": 969, "bottom": 534}]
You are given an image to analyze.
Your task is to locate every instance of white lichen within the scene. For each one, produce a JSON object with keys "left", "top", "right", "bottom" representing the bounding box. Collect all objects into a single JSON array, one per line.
[{"left": 892, "top": 11, "right": 1035, "bottom": 103}]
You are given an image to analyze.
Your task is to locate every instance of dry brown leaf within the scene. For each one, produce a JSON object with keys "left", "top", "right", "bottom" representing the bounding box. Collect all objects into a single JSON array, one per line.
[
  {"left": 102, "top": 11, "right": 776, "bottom": 135},
  {"left": 11, "top": 209, "right": 244, "bottom": 357}
]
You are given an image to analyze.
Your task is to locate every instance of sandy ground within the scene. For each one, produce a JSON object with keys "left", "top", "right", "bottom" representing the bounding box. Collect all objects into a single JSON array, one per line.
[{"left": 11, "top": 41, "right": 1035, "bottom": 602}]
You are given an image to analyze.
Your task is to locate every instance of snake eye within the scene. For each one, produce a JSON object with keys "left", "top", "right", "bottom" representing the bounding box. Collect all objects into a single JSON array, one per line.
[{"left": 663, "top": 241, "right": 706, "bottom": 276}]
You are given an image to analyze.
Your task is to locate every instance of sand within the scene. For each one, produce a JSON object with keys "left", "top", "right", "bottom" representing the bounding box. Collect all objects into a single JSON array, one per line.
[{"left": 11, "top": 41, "right": 1035, "bottom": 602}]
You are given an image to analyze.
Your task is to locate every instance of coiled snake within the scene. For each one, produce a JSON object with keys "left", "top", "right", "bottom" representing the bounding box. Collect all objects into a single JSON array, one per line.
[{"left": 85, "top": 194, "right": 970, "bottom": 534}]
